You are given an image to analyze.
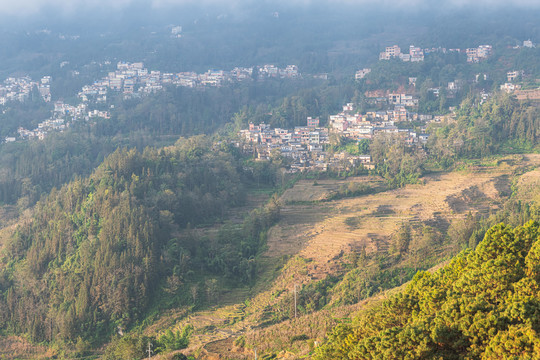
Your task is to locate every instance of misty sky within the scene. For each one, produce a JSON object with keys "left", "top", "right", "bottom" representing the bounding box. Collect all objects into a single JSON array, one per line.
[{"left": 1, "top": 0, "right": 539, "bottom": 17}]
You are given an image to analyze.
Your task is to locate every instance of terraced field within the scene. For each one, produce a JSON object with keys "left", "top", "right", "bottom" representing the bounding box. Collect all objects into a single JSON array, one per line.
[
  {"left": 180, "top": 154, "right": 540, "bottom": 359},
  {"left": 265, "top": 166, "right": 513, "bottom": 281}
]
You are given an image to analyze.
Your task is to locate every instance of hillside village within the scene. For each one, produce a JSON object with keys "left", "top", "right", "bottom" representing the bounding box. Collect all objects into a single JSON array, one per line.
[
  {"left": 328, "top": 103, "right": 433, "bottom": 144},
  {"left": 238, "top": 101, "right": 442, "bottom": 173},
  {"left": 0, "top": 6, "right": 539, "bottom": 359},
  {"left": 13, "top": 101, "right": 110, "bottom": 141},
  {"left": 5, "top": 61, "right": 299, "bottom": 143},
  {"left": 3, "top": 38, "right": 539, "bottom": 145},
  {"left": 240, "top": 40, "right": 513, "bottom": 173},
  {"left": 78, "top": 62, "right": 300, "bottom": 103},
  {"left": 0, "top": 75, "right": 51, "bottom": 105},
  {"left": 377, "top": 43, "right": 493, "bottom": 63}
]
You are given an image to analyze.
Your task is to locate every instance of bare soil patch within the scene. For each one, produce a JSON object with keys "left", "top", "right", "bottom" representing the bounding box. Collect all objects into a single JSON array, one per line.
[{"left": 0, "top": 336, "right": 50, "bottom": 359}]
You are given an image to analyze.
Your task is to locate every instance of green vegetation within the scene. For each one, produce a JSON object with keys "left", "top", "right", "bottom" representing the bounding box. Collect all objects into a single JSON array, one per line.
[
  {"left": 0, "top": 91, "right": 51, "bottom": 138},
  {"left": 103, "top": 324, "right": 193, "bottom": 360},
  {"left": 0, "top": 136, "right": 280, "bottom": 352},
  {"left": 363, "top": 94, "right": 540, "bottom": 189},
  {"left": 370, "top": 133, "right": 426, "bottom": 187},
  {"left": 102, "top": 79, "right": 340, "bottom": 137},
  {"left": 428, "top": 94, "right": 540, "bottom": 161},
  {"left": 329, "top": 137, "right": 370, "bottom": 156},
  {"left": 0, "top": 77, "right": 354, "bottom": 211},
  {"left": 325, "top": 182, "right": 376, "bottom": 201},
  {"left": 156, "top": 325, "right": 193, "bottom": 352},
  {"left": 0, "top": 132, "right": 125, "bottom": 206},
  {"left": 229, "top": 81, "right": 357, "bottom": 131},
  {"left": 0, "top": 11, "right": 538, "bottom": 359},
  {"left": 315, "top": 219, "right": 540, "bottom": 359}
]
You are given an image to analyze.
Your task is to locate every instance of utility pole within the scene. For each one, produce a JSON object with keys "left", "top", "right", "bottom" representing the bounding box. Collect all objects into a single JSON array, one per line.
[
  {"left": 49, "top": 317, "right": 53, "bottom": 342},
  {"left": 294, "top": 284, "right": 298, "bottom": 319},
  {"left": 147, "top": 341, "right": 153, "bottom": 360}
]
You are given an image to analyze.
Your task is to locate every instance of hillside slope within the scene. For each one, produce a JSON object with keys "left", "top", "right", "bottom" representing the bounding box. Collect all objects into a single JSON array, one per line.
[
  {"left": 315, "top": 220, "right": 540, "bottom": 359},
  {"left": 156, "top": 155, "right": 540, "bottom": 359}
]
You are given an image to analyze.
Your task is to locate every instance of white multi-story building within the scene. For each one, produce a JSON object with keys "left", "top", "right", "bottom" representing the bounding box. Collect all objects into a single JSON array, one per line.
[
  {"left": 507, "top": 70, "right": 524, "bottom": 82},
  {"left": 355, "top": 68, "right": 371, "bottom": 80},
  {"left": 467, "top": 45, "right": 492, "bottom": 62},
  {"left": 380, "top": 45, "right": 401, "bottom": 60}
]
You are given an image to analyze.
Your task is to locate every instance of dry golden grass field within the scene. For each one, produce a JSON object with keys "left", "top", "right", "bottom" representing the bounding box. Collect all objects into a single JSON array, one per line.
[
  {"left": 2, "top": 155, "right": 539, "bottom": 360},
  {"left": 162, "top": 154, "right": 540, "bottom": 360}
]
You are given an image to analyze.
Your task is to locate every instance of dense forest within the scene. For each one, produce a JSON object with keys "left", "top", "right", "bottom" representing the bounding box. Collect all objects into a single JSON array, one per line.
[
  {"left": 0, "top": 133, "right": 120, "bottom": 206},
  {"left": 428, "top": 94, "right": 540, "bottom": 160},
  {"left": 0, "top": 137, "right": 280, "bottom": 350},
  {"left": 315, "top": 218, "right": 540, "bottom": 359}
]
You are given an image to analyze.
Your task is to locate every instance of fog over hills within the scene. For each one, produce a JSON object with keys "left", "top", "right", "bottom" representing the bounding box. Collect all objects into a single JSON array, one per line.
[
  {"left": 0, "top": 0, "right": 537, "bottom": 78},
  {"left": 1, "top": 0, "right": 540, "bottom": 17}
]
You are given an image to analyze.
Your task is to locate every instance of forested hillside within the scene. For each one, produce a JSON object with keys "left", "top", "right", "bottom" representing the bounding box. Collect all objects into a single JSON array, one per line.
[
  {"left": 0, "top": 3, "right": 538, "bottom": 357},
  {"left": 0, "top": 136, "right": 279, "bottom": 349},
  {"left": 0, "top": 78, "right": 356, "bottom": 211},
  {"left": 315, "top": 218, "right": 540, "bottom": 359},
  {"left": 428, "top": 94, "right": 540, "bottom": 160},
  {"left": 1, "top": 73, "right": 538, "bottom": 360}
]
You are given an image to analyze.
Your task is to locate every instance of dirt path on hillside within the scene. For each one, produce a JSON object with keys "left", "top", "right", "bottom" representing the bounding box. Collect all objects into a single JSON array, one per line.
[{"left": 165, "top": 155, "right": 540, "bottom": 360}]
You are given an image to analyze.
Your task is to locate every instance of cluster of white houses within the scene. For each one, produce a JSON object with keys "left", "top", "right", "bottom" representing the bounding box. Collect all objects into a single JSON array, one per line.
[
  {"left": 465, "top": 45, "right": 493, "bottom": 63},
  {"left": 377, "top": 44, "right": 493, "bottom": 64},
  {"left": 239, "top": 102, "right": 437, "bottom": 172},
  {"left": 78, "top": 62, "right": 299, "bottom": 102},
  {"left": 7, "top": 101, "right": 110, "bottom": 143},
  {"left": 329, "top": 103, "right": 430, "bottom": 145},
  {"left": 359, "top": 45, "right": 495, "bottom": 83},
  {"left": 239, "top": 117, "right": 330, "bottom": 170},
  {"left": 53, "top": 101, "right": 110, "bottom": 120},
  {"left": 379, "top": 45, "right": 425, "bottom": 62},
  {"left": 4, "top": 61, "right": 300, "bottom": 142},
  {"left": 500, "top": 70, "right": 527, "bottom": 93},
  {"left": 17, "top": 118, "right": 67, "bottom": 141},
  {"left": 0, "top": 76, "right": 51, "bottom": 106},
  {"left": 521, "top": 39, "right": 535, "bottom": 48},
  {"left": 239, "top": 118, "right": 371, "bottom": 172}
]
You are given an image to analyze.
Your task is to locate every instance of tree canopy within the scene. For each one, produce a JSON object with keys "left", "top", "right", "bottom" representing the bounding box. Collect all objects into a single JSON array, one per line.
[{"left": 315, "top": 220, "right": 540, "bottom": 360}]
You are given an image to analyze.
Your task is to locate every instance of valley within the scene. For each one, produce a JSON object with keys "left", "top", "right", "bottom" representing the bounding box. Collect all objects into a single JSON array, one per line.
[{"left": 0, "top": 3, "right": 538, "bottom": 359}]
